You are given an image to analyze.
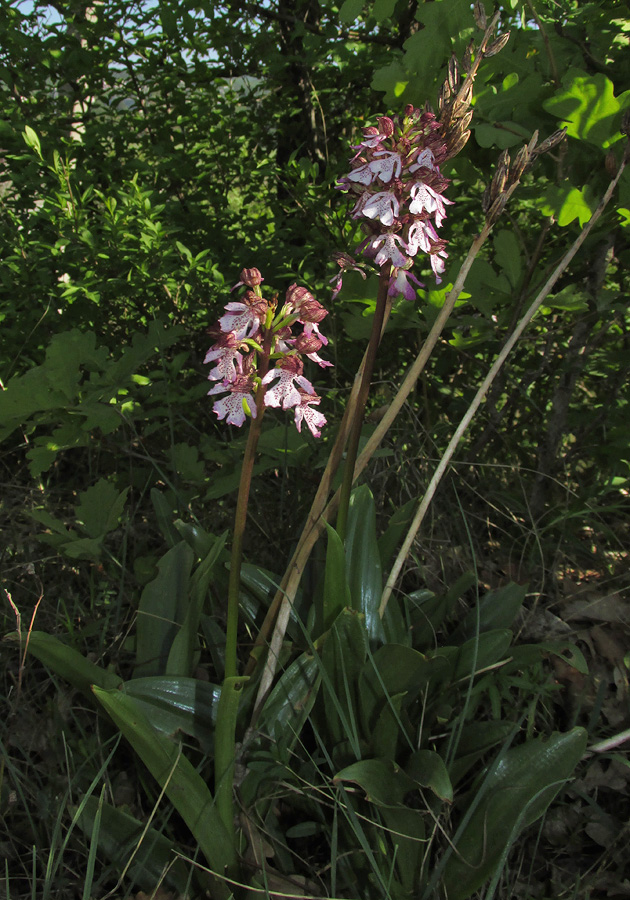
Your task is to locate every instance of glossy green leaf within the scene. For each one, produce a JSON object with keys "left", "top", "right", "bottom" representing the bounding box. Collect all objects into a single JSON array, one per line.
[
  {"left": 321, "top": 522, "right": 352, "bottom": 634},
  {"left": 406, "top": 749, "right": 453, "bottom": 802},
  {"left": 380, "top": 805, "right": 426, "bottom": 893},
  {"left": 441, "top": 728, "right": 588, "bottom": 900},
  {"left": 258, "top": 651, "right": 321, "bottom": 753},
  {"left": 134, "top": 541, "right": 194, "bottom": 677},
  {"left": 370, "top": 691, "right": 406, "bottom": 759},
  {"left": 92, "top": 686, "right": 236, "bottom": 875},
  {"left": 167, "top": 532, "right": 227, "bottom": 677},
  {"left": 5, "top": 630, "right": 122, "bottom": 695},
  {"left": 345, "top": 486, "right": 384, "bottom": 642},
  {"left": 75, "top": 796, "right": 191, "bottom": 894},
  {"left": 437, "top": 629, "right": 513, "bottom": 684},
  {"left": 333, "top": 758, "right": 416, "bottom": 807},
  {"left": 359, "top": 643, "right": 451, "bottom": 734},
  {"left": 123, "top": 676, "right": 220, "bottom": 749},
  {"left": 377, "top": 498, "right": 416, "bottom": 569},
  {"left": 319, "top": 608, "right": 369, "bottom": 752},
  {"left": 447, "top": 720, "right": 515, "bottom": 786},
  {"left": 451, "top": 582, "right": 527, "bottom": 641}
]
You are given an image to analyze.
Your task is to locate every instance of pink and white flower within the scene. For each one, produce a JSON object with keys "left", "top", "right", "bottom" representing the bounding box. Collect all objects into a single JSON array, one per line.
[
  {"left": 363, "top": 232, "right": 409, "bottom": 268},
  {"left": 360, "top": 191, "right": 400, "bottom": 227},
  {"left": 409, "top": 182, "right": 453, "bottom": 227},
  {"left": 219, "top": 291, "right": 267, "bottom": 340},
  {"left": 293, "top": 389, "right": 326, "bottom": 438},
  {"left": 388, "top": 267, "right": 424, "bottom": 301},
  {"left": 204, "top": 332, "right": 244, "bottom": 383},
  {"left": 262, "top": 357, "right": 315, "bottom": 409},
  {"left": 208, "top": 375, "right": 257, "bottom": 427}
]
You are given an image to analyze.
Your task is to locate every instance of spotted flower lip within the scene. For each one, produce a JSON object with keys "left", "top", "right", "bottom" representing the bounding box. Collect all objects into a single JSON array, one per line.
[
  {"left": 208, "top": 375, "right": 257, "bottom": 427},
  {"left": 335, "top": 106, "right": 454, "bottom": 299},
  {"left": 293, "top": 388, "right": 326, "bottom": 438}
]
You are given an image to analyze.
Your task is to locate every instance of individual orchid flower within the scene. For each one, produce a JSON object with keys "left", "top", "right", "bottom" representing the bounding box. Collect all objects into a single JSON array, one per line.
[
  {"left": 388, "top": 266, "right": 424, "bottom": 301},
  {"left": 406, "top": 219, "right": 439, "bottom": 257},
  {"left": 329, "top": 251, "right": 368, "bottom": 300},
  {"left": 204, "top": 331, "right": 244, "bottom": 383},
  {"left": 219, "top": 290, "right": 268, "bottom": 340},
  {"left": 360, "top": 191, "right": 400, "bottom": 227},
  {"left": 363, "top": 231, "right": 409, "bottom": 268},
  {"left": 408, "top": 182, "right": 453, "bottom": 227},
  {"left": 262, "top": 356, "right": 315, "bottom": 409},
  {"left": 293, "top": 389, "right": 326, "bottom": 438},
  {"left": 208, "top": 374, "right": 257, "bottom": 426}
]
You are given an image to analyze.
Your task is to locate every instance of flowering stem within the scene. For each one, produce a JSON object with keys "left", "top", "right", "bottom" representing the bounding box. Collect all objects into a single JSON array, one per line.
[
  {"left": 335, "top": 263, "right": 390, "bottom": 541},
  {"left": 215, "top": 327, "right": 273, "bottom": 860},
  {"left": 224, "top": 330, "right": 273, "bottom": 680}
]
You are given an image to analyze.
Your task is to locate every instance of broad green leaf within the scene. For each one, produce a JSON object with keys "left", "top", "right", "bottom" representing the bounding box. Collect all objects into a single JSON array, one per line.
[
  {"left": 23, "top": 125, "right": 41, "bottom": 155},
  {"left": 542, "top": 284, "right": 589, "bottom": 312},
  {"left": 451, "top": 582, "right": 527, "bottom": 641},
  {"left": 123, "top": 676, "right": 220, "bottom": 749},
  {"left": 359, "top": 643, "right": 451, "bottom": 734},
  {"left": 150, "top": 489, "right": 181, "bottom": 548},
  {"left": 493, "top": 229, "right": 522, "bottom": 290},
  {"left": 370, "top": 691, "right": 407, "bottom": 759},
  {"left": 134, "top": 541, "right": 194, "bottom": 678},
  {"left": 167, "top": 532, "right": 227, "bottom": 677},
  {"left": 406, "top": 749, "right": 453, "bottom": 802},
  {"left": 75, "top": 796, "right": 191, "bottom": 894},
  {"left": 257, "top": 651, "right": 321, "bottom": 752},
  {"left": 333, "top": 758, "right": 416, "bottom": 807},
  {"left": 372, "top": 0, "right": 396, "bottom": 21},
  {"left": 320, "top": 522, "right": 352, "bottom": 634},
  {"left": 441, "top": 728, "right": 588, "bottom": 900},
  {"left": 92, "top": 687, "right": 236, "bottom": 876},
  {"left": 543, "top": 68, "right": 630, "bottom": 149},
  {"left": 5, "top": 631, "right": 122, "bottom": 695},
  {"left": 434, "top": 629, "right": 513, "bottom": 684},
  {"left": 378, "top": 498, "right": 416, "bottom": 568},
  {"left": 380, "top": 806, "right": 426, "bottom": 893},
  {"left": 539, "top": 183, "right": 596, "bottom": 227},
  {"left": 474, "top": 122, "right": 530, "bottom": 149},
  {"left": 319, "top": 608, "right": 369, "bottom": 753},
  {"left": 345, "top": 486, "right": 385, "bottom": 642}
]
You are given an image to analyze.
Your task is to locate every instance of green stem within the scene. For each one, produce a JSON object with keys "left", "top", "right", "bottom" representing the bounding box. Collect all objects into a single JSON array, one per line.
[
  {"left": 215, "top": 325, "right": 273, "bottom": 869},
  {"left": 224, "top": 330, "right": 273, "bottom": 680},
  {"left": 335, "top": 263, "right": 390, "bottom": 541}
]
